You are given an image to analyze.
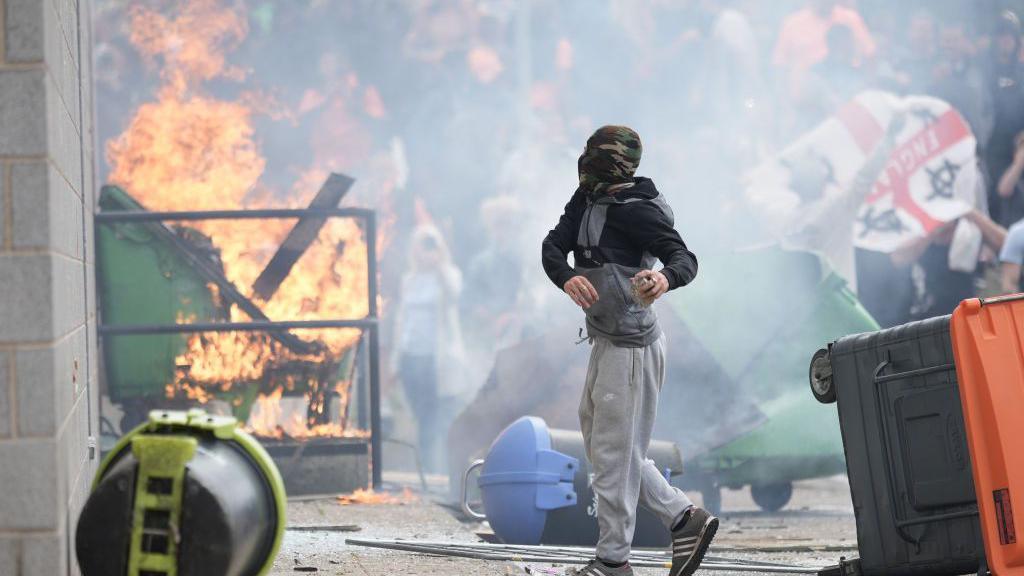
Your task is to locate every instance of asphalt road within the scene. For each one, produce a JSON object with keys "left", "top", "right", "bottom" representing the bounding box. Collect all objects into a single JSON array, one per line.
[{"left": 272, "top": 474, "right": 858, "bottom": 575}]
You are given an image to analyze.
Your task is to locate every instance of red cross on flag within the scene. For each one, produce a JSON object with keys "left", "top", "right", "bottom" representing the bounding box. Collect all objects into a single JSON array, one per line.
[
  {"left": 745, "top": 90, "right": 975, "bottom": 281},
  {"left": 840, "top": 92, "right": 975, "bottom": 251}
]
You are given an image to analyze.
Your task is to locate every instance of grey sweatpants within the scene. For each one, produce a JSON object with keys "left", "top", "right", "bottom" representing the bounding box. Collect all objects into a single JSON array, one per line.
[{"left": 580, "top": 334, "right": 693, "bottom": 563}]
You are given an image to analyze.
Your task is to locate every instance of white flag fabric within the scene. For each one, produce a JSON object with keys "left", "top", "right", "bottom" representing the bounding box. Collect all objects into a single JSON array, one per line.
[{"left": 745, "top": 90, "right": 976, "bottom": 280}]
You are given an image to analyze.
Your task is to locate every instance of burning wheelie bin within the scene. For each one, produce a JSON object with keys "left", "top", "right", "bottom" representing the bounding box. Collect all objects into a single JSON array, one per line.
[
  {"left": 96, "top": 179, "right": 362, "bottom": 436},
  {"left": 97, "top": 185, "right": 227, "bottom": 429}
]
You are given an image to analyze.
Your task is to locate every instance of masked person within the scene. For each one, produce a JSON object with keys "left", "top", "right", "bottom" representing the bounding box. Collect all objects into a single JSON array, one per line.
[{"left": 541, "top": 126, "right": 711, "bottom": 576}]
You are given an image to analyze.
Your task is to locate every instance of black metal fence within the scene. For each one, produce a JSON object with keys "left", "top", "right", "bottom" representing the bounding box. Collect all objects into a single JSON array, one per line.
[{"left": 95, "top": 207, "right": 384, "bottom": 488}]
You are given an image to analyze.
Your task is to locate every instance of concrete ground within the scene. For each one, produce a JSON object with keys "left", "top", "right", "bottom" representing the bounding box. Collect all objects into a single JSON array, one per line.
[{"left": 271, "top": 473, "right": 859, "bottom": 575}]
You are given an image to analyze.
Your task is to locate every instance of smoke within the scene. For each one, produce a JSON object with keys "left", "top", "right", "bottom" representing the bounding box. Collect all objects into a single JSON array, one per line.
[{"left": 93, "top": 1, "right": 1014, "bottom": 485}]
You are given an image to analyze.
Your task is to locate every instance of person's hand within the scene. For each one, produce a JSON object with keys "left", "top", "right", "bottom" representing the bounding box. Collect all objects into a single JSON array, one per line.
[
  {"left": 632, "top": 269, "right": 669, "bottom": 305},
  {"left": 1014, "top": 147, "right": 1024, "bottom": 167},
  {"left": 1014, "top": 132, "right": 1024, "bottom": 164},
  {"left": 563, "top": 276, "right": 599, "bottom": 309},
  {"left": 890, "top": 227, "right": 941, "bottom": 267}
]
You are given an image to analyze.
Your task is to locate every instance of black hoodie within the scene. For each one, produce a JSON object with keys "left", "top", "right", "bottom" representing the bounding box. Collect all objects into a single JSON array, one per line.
[{"left": 541, "top": 177, "right": 698, "bottom": 291}]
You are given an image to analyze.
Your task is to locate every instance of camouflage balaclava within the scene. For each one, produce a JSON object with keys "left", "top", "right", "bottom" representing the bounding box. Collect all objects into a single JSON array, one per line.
[{"left": 578, "top": 125, "right": 643, "bottom": 196}]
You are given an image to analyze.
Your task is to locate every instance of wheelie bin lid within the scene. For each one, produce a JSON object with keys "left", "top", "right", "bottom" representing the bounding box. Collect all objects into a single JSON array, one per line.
[
  {"left": 952, "top": 296, "right": 1024, "bottom": 576},
  {"left": 477, "top": 417, "right": 578, "bottom": 544}
]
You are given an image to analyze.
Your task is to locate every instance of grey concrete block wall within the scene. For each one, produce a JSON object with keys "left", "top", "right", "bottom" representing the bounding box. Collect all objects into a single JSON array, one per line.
[
  {"left": 0, "top": 439, "right": 60, "bottom": 530},
  {"left": 0, "top": 254, "right": 55, "bottom": 341},
  {"left": 0, "top": 0, "right": 98, "bottom": 574},
  {"left": 0, "top": 352, "right": 11, "bottom": 438},
  {"left": 23, "top": 532, "right": 67, "bottom": 574},
  {"left": 15, "top": 325, "right": 86, "bottom": 437},
  {"left": 0, "top": 69, "right": 47, "bottom": 156},
  {"left": 0, "top": 537, "right": 19, "bottom": 575},
  {"left": 12, "top": 162, "right": 86, "bottom": 259},
  {"left": 6, "top": 0, "right": 44, "bottom": 62}
]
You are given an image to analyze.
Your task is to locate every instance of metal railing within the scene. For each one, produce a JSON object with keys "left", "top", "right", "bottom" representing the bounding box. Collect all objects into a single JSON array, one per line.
[{"left": 95, "top": 207, "right": 384, "bottom": 488}]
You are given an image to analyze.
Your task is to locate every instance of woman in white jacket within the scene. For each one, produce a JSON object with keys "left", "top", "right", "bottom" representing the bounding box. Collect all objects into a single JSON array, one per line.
[{"left": 391, "top": 225, "right": 464, "bottom": 472}]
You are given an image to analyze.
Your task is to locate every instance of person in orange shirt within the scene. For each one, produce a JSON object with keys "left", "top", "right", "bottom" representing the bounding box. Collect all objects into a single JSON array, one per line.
[{"left": 773, "top": 0, "right": 876, "bottom": 101}]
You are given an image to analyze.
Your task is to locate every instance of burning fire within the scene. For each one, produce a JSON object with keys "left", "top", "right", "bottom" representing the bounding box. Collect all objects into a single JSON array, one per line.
[
  {"left": 247, "top": 387, "right": 370, "bottom": 440},
  {"left": 337, "top": 488, "right": 417, "bottom": 506},
  {"left": 108, "top": 0, "right": 385, "bottom": 439}
]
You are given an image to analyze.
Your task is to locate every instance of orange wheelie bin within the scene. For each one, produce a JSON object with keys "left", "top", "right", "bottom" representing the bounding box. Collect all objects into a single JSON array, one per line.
[{"left": 951, "top": 295, "right": 1024, "bottom": 576}]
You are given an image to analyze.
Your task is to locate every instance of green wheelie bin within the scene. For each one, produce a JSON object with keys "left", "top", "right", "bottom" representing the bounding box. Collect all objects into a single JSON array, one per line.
[
  {"left": 97, "top": 185, "right": 226, "bottom": 429},
  {"left": 667, "top": 247, "right": 879, "bottom": 513}
]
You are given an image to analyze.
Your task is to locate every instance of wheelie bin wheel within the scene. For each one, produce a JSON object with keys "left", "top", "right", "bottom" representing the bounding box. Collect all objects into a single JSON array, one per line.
[
  {"left": 809, "top": 347, "right": 836, "bottom": 404},
  {"left": 751, "top": 481, "right": 793, "bottom": 512}
]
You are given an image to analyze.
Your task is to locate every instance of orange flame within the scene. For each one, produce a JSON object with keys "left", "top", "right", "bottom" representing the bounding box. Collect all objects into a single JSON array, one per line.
[
  {"left": 337, "top": 488, "right": 417, "bottom": 506},
  {"left": 108, "top": 0, "right": 380, "bottom": 438}
]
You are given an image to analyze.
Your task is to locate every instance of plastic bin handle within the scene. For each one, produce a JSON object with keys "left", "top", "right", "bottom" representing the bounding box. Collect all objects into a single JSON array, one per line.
[
  {"left": 461, "top": 459, "right": 487, "bottom": 520},
  {"left": 873, "top": 360, "right": 955, "bottom": 384}
]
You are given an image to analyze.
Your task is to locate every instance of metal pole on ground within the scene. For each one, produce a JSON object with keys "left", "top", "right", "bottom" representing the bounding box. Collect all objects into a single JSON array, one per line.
[{"left": 366, "top": 212, "right": 383, "bottom": 489}]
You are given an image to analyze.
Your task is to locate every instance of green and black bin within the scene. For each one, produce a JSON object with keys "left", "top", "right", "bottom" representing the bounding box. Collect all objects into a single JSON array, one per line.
[
  {"left": 76, "top": 409, "right": 287, "bottom": 576},
  {"left": 811, "top": 315, "right": 983, "bottom": 576},
  {"left": 96, "top": 185, "right": 226, "bottom": 429}
]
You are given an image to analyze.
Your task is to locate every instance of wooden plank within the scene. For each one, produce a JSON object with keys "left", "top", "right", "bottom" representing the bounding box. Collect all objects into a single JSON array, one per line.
[{"left": 252, "top": 173, "right": 355, "bottom": 301}]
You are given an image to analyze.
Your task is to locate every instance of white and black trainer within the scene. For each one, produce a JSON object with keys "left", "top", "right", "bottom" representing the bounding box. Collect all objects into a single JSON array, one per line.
[
  {"left": 570, "top": 558, "right": 634, "bottom": 576},
  {"left": 670, "top": 507, "right": 718, "bottom": 576}
]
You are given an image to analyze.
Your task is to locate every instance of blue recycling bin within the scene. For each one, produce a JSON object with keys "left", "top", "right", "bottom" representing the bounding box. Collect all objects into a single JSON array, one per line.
[
  {"left": 466, "top": 416, "right": 683, "bottom": 546},
  {"left": 476, "top": 417, "right": 578, "bottom": 543}
]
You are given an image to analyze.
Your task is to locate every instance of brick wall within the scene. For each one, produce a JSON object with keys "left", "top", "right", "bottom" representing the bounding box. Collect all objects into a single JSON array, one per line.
[{"left": 0, "top": 0, "right": 98, "bottom": 574}]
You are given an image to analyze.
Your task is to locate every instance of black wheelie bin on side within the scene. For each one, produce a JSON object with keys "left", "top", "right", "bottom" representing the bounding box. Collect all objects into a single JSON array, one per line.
[{"left": 810, "top": 315, "right": 984, "bottom": 576}]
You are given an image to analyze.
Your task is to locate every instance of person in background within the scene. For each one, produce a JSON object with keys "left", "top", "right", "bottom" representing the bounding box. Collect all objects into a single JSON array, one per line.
[
  {"left": 895, "top": 211, "right": 999, "bottom": 320},
  {"left": 891, "top": 161, "right": 1006, "bottom": 319},
  {"left": 928, "top": 19, "right": 993, "bottom": 152},
  {"left": 997, "top": 131, "right": 1024, "bottom": 228},
  {"left": 391, "top": 225, "right": 465, "bottom": 472},
  {"left": 877, "top": 8, "right": 937, "bottom": 95},
  {"left": 785, "top": 111, "right": 906, "bottom": 291},
  {"left": 690, "top": 3, "right": 764, "bottom": 139},
  {"left": 801, "top": 23, "right": 868, "bottom": 127},
  {"left": 1000, "top": 217, "right": 1024, "bottom": 293},
  {"left": 985, "top": 10, "right": 1024, "bottom": 226},
  {"left": 772, "top": 0, "right": 875, "bottom": 108},
  {"left": 463, "top": 195, "right": 526, "bottom": 347}
]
